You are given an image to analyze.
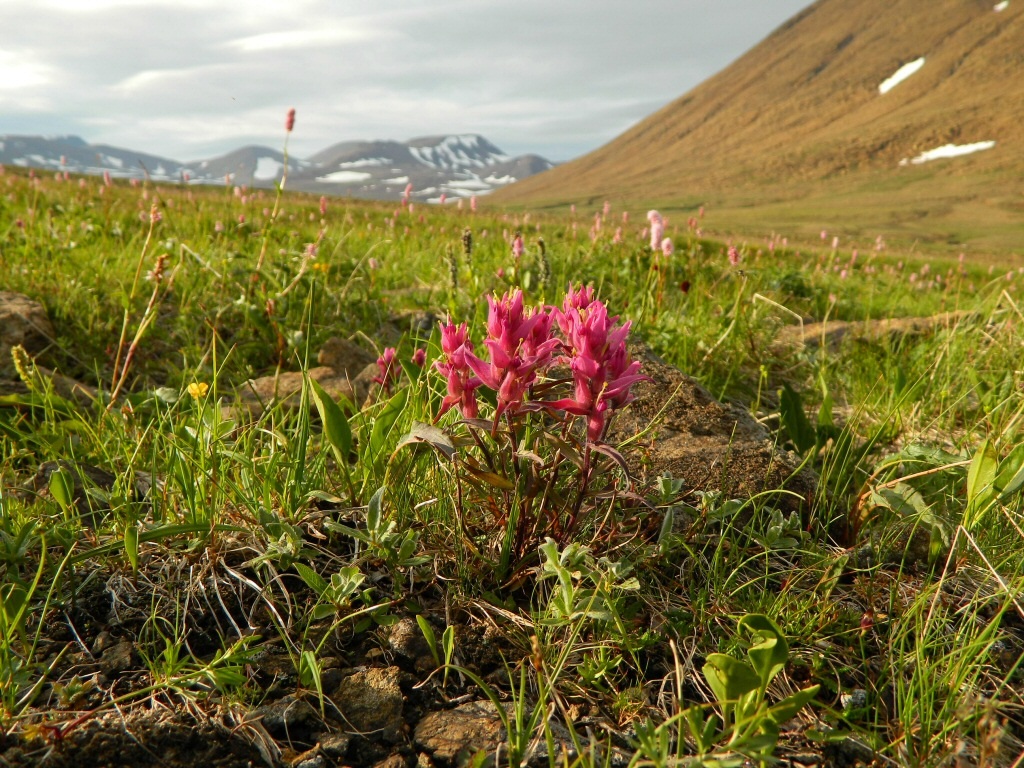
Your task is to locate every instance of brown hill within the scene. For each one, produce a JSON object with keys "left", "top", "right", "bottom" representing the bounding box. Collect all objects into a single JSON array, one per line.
[{"left": 493, "top": 0, "right": 1024, "bottom": 256}]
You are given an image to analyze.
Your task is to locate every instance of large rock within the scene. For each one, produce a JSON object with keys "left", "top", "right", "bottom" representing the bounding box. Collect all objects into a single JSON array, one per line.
[
  {"left": 0, "top": 291, "right": 55, "bottom": 376},
  {"left": 318, "top": 336, "right": 377, "bottom": 379},
  {"left": 336, "top": 666, "right": 404, "bottom": 743},
  {"left": 611, "top": 345, "right": 816, "bottom": 509},
  {"left": 414, "top": 700, "right": 506, "bottom": 765},
  {"left": 233, "top": 365, "right": 377, "bottom": 420}
]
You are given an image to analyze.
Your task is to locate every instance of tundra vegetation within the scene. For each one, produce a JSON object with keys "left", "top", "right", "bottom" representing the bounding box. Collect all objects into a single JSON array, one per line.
[{"left": 1, "top": 161, "right": 1023, "bottom": 767}]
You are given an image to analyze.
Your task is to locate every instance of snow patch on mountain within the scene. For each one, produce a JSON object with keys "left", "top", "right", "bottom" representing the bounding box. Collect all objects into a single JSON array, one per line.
[
  {"left": 994, "top": 1, "right": 1009, "bottom": 10},
  {"left": 317, "top": 170, "right": 373, "bottom": 183},
  {"left": 879, "top": 57, "right": 925, "bottom": 94},
  {"left": 899, "top": 141, "right": 996, "bottom": 166},
  {"left": 253, "top": 157, "right": 282, "bottom": 180}
]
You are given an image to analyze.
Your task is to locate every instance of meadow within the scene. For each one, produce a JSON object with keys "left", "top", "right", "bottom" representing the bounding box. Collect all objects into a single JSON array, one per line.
[{"left": 1, "top": 161, "right": 1023, "bottom": 767}]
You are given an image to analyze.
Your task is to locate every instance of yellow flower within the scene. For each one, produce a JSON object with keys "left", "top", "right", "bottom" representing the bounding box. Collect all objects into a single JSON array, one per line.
[{"left": 187, "top": 382, "right": 209, "bottom": 399}]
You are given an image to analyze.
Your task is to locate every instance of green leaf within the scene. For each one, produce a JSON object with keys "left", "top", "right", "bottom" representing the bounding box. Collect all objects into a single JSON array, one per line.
[
  {"left": 124, "top": 525, "right": 139, "bottom": 572},
  {"left": 703, "top": 653, "right": 760, "bottom": 704},
  {"left": 49, "top": 467, "right": 75, "bottom": 510},
  {"left": 416, "top": 615, "right": 440, "bottom": 665},
  {"left": 309, "top": 378, "right": 352, "bottom": 461},
  {"left": 294, "top": 562, "right": 328, "bottom": 595},
  {"left": 463, "top": 463, "right": 516, "bottom": 490},
  {"left": 367, "top": 388, "right": 409, "bottom": 475},
  {"left": 779, "top": 383, "right": 816, "bottom": 455},
  {"left": 967, "top": 439, "right": 998, "bottom": 505},
  {"left": 768, "top": 684, "right": 820, "bottom": 725},
  {"left": 997, "top": 443, "right": 1024, "bottom": 499},
  {"left": 738, "top": 614, "right": 789, "bottom": 690}
]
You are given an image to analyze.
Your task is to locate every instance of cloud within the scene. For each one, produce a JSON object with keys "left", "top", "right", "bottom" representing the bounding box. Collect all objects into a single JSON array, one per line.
[{"left": 0, "top": 0, "right": 814, "bottom": 162}]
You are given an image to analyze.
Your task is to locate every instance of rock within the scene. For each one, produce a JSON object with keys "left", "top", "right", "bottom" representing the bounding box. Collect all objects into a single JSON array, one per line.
[
  {"left": 233, "top": 366, "right": 368, "bottom": 420},
  {"left": 773, "top": 311, "right": 977, "bottom": 351},
  {"left": 318, "top": 337, "right": 376, "bottom": 379},
  {"left": 373, "top": 755, "right": 407, "bottom": 768},
  {"left": 414, "top": 700, "right": 506, "bottom": 764},
  {"left": 610, "top": 344, "right": 816, "bottom": 510},
  {"left": 336, "top": 666, "right": 404, "bottom": 743},
  {"left": 387, "top": 618, "right": 432, "bottom": 662},
  {"left": 318, "top": 732, "right": 351, "bottom": 759},
  {"left": 292, "top": 749, "right": 326, "bottom": 768},
  {"left": 0, "top": 291, "right": 55, "bottom": 377},
  {"left": 255, "top": 695, "right": 318, "bottom": 736},
  {"left": 98, "top": 640, "right": 135, "bottom": 676}
]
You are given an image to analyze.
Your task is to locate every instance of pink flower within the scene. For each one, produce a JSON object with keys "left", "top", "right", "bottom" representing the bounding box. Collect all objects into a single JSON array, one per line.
[
  {"left": 439, "top": 193, "right": 447, "bottom": 205},
  {"left": 648, "top": 212, "right": 664, "bottom": 250},
  {"left": 320, "top": 196, "right": 328, "bottom": 216},
  {"left": 435, "top": 321, "right": 481, "bottom": 419},
  {"left": 464, "top": 290, "right": 559, "bottom": 424},
  {"left": 286, "top": 108, "right": 296, "bottom": 132},
  {"left": 512, "top": 232, "right": 524, "bottom": 260},
  {"left": 470, "top": 196, "right": 478, "bottom": 212},
  {"left": 728, "top": 245, "right": 740, "bottom": 266},
  {"left": 661, "top": 237, "right": 674, "bottom": 257},
  {"left": 373, "top": 347, "right": 398, "bottom": 394},
  {"left": 549, "top": 292, "right": 647, "bottom": 441},
  {"left": 412, "top": 348, "right": 426, "bottom": 367}
]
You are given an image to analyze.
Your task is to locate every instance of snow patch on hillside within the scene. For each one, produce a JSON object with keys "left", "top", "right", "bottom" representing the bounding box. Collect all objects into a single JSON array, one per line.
[
  {"left": 879, "top": 57, "right": 925, "bottom": 94},
  {"left": 899, "top": 141, "right": 996, "bottom": 166},
  {"left": 317, "top": 170, "right": 372, "bottom": 183},
  {"left": 339, "top": 158, "right": 389, "bottom": 168},
  {"left": 994, "top": 1, "right": 1009, "bottom": 11},
  {"left": 253, "top": 157, "right": 282, "bottom": 180}
]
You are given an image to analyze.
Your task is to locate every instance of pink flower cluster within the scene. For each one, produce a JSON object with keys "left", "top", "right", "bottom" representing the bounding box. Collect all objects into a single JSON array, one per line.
[{"left": 435, "top": 287, "right": 646, "bottom": 442}]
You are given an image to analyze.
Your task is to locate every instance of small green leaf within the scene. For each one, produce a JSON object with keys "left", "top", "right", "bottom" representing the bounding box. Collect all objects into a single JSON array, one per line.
[
  {"left": 416, "top": 615, "right": 440, "bottom": 665},
  {"left": 294, "top": 562, "right": 328, "bottom": 595},
  {"left": 49, "top": 467, "right": 76, "bottom": 511},
  {"left": 124, "top": 525, "right": 139, "bottom": 572},
  {"left": 967, "top": 439, "right": 998, "bottom": 505}
]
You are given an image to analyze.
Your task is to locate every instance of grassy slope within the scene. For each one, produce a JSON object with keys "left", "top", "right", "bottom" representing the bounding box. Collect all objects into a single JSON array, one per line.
[
  {"left": 2, "top": 169, "right": 1024, "bottom": 765},
  {"left": 492, "top": 0, "right": 1024, "bottom": 258}
]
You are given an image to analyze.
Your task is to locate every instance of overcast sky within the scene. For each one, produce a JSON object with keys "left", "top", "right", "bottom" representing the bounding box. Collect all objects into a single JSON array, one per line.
[{"left": 0, "top": 0, "right": 813, "bottom": 163}]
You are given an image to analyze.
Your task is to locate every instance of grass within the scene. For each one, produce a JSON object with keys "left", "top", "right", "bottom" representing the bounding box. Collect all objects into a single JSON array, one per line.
[{"left": 2, "top": 163, "right": 1024, "bottom": 766}]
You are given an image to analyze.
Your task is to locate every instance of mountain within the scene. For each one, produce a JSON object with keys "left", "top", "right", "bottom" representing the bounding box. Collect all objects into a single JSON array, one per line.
[
  {"left": 492, "top": 0, "right": 1024, "bottom": 254},
  {"left": 0, "top": 134, "right": 553, "bottom": 202}
]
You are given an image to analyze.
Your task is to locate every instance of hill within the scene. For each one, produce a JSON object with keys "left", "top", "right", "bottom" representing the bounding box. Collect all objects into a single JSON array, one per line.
[
  {"left": 0, "top": 134, "right": 553, "bottom": 203},
  {"left": 492, "top": 0, "right": 1024, "bottom": 255}
]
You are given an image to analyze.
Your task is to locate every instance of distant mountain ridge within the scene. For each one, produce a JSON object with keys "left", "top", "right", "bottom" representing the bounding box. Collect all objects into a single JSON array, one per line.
[
  {"left": 492, "top": 0, "right": 1024, "bottom": 253},
  {"left": 0, "top": 133, "right": 554, "bottom": 202}
]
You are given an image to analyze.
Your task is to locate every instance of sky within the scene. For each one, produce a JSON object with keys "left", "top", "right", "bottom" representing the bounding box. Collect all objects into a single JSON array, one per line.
[{"left": 0, "top": 0, "right": 813, "bottom": 164}]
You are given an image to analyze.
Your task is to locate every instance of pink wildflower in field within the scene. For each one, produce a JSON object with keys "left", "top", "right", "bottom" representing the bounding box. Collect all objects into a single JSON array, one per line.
[
  {"left": 368, "top": 257, "right": 380, "bottom": 270},
  {"left": 103, "top": 171, "right": 112, "bottom": 187},
  {"left": 603, "top": 201, "right": 611, "bottom": 218},
  {"left": 435, "top": 321, "right": 480, "bottom": 419},
  {"left": 512, "top": 232, "right": 525, "bottom": 260},
  {"left": 373, "top": 347, "right": 398, "bottom": 394},
  {"left": 728, "top": 245, "right": 740, "bottom": 266},
  {"left": 470, "top": 196, "right": 478, "bottom": 212},
  {"left": 319, "top": 196, "right": 328, "bottom": 216},
  {"left": 439, "top": 193, "right": 447, "bottom": 205},
  {"left": 661, "top": 238, "right": 674, "bottom": 257},
  {"left": 571, "top": 204, "right": 577, "bottom": 215},
  {"left": 622, "top": 211, "right": 629, "bottom": 224},
  {"left": 820, "top": 230, "right": 828, "bottom": 241},
  {"left": 613, "top": 227, "right": 623, "bottom": 244},
  {"left": 549, "top": 290, "right": 647, "bottom": 441},
  {"left": 464, "top": 290, "right": 559, "bottom": 423},
  {"left": 412, "top": 347, "right": 427, "bottom": 367},
  {"left": 286, "top": 108, "right": 296, "bottom": 132},
  {"left": 649, "top": 212, "right": 664, "bottom": 250}
]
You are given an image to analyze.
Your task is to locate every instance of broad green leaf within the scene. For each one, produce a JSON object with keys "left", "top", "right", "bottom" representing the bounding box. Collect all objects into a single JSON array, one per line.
[
  {"left": 739, "top": 614, "right": 789, "bottom": 689},
  {"left": 779, "top": 383, "right": 816, "bottom": 455},
  {"left": 309, "top": 378, "right": 352, "bottom": 461},
  {"left": 967, "top": 439, "right": 998, "bottom": 505},
  {"left": 416, "top": 615, "right": 440, "bottom": 665},
  {"left": 768, "top": 684, "right": 820, "bottom": 725},
  {"left": 49, "top": 467, "right": 75, "bottom": 510},
  {"left": 463, "top": 463, "right": 515, "bottom": 491},
  {"left": 703, "top": 653, "right": 760, "bottom": 704}
]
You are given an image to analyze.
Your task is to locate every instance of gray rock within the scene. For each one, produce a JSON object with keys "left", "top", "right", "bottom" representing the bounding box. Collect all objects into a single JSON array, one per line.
[
  {"left": 609, "top": 343, "right": 817, "bottom": 511},
  {"left": 318, "top": 337, "right": 376, "bottom": 379},
  {"left": 98, "top": 640, "right": 135, "bottom": 676},
  {"left": 256, "top": 695, "right": 318, "bottom": 735},
  {"left": 234, "top": 367, "right": 361, "bottom": 420},
  {"left": 0, "top": 291, "right": 55, "bottom": 377},
  {"left": 336, "top": 666, "right": 404, "bottom": 743},
  {"left": 318, "top": 732, "right": 351, "bottom": 759},
  {"left": 387, "top": 618, "right": 432, "bottom": 662},
  {"left": 414, "top": 700, "right": 506, "bottom": 764}
]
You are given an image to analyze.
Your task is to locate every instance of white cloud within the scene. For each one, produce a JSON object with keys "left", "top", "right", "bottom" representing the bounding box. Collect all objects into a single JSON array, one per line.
[
  {"left": 227, "top": 25, "right": 391, "bottom": 52},
  {"left": 0, "top": 50, "right": 52, "bottom": 90}
]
